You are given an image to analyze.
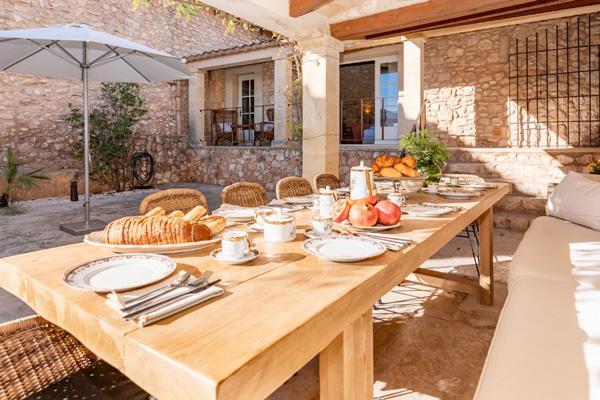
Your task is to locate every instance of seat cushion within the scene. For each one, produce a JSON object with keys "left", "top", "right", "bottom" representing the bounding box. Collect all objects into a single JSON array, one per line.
[
  {"left": 508, "top": 216, "right": 600, "bottom": 288},
  {"left": 475, "top": 277, "right": 600, "bottom": 400},
  {"left": 27, "top": 360, "right": 147, "bottom": 400}
]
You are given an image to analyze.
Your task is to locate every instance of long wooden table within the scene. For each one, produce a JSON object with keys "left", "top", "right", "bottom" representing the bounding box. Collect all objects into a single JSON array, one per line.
[{"left": 0, "top": 185, "right": 508, "bottom": 400}]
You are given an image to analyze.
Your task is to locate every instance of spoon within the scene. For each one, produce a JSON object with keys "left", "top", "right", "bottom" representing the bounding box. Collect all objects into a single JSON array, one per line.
[{"left": 122, "top": 270, "right": 190, "bottom": 308}]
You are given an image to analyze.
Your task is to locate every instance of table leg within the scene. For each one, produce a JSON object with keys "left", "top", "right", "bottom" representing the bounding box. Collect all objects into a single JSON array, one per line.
[
  {"left": 320, "top": 309, "right": 374, "bottom": 400},
  {"left": 478, "top": 207, "right": 494, "bottom": 305}
]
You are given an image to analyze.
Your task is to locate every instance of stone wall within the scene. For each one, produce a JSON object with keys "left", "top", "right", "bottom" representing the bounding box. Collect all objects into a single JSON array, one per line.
[
  {"left": 0, "top": 0, "right": 266, "bottom": 193},
  {"left": 424, "top": 12, "right": 600, "bottom": 148}
]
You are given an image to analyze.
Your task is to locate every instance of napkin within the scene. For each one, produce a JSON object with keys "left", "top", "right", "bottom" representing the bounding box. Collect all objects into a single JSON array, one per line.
[{"left": 106, "top": 285, "right": 224, "bottom": 327}]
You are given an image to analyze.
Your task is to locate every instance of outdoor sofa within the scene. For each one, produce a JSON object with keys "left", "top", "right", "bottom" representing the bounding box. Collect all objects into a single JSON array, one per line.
[{"left": 475, "top": 172, "right": 600, "bottom": 399}]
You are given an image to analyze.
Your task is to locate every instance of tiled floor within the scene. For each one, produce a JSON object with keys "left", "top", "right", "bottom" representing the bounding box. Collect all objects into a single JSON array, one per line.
[{"left": 0, "top": 186, "right": 524, "bottom": 399}]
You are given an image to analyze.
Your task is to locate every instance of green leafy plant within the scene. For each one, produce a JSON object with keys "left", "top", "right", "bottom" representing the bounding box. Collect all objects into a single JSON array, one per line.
[
  {"left": 399, "top": 130, "right": 449, "bottom": 182},
  {"left": 66, "top": 83, "right": 147, "bottom": 192},
  {"left": 0, "top": 147, "right": 48, "bottom": 208}
]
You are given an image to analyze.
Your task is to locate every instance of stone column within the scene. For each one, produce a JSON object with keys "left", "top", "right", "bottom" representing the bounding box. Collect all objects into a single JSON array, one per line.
[
  {"left": 272, "top": 52, "right": 293, "bottom": 147},
  {"left": 188, "top": 69, "right": 207, "bottom": 145},
  {"left": 399, "top": 38, "right": 425, "bottom": 132},
  {"left": 299, "top": 36, "right": 344, "bottom": 182}
]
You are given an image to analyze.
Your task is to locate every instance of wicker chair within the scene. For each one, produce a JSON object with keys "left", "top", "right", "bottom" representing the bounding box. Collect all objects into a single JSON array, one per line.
[
  {"left": 313, "top": 173, "right": 341, "bottom": 191},
  {"left": 139, "top": 188, "right": 209, "bottom": 214},
  {"left": 0, "top": 316, "right": 146, "bottom": 400},
  {"left": 221, "top": 182, "right": 268, "bottom": 208},
  {"left": 275, "top": 177, "right": 314, "bottom": 199}
]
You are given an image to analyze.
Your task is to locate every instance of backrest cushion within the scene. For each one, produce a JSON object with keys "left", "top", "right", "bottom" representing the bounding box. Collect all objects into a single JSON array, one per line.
[{"left": 547, "top": 172, "right": 600, "bottom": 231}]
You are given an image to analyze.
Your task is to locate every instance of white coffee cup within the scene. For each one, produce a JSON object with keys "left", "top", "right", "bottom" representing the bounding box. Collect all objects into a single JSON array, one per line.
[
  {"left": 312, "top": 215, "right": 333, "bottom": 236},
  {"left": 427, "top": 183, "right": 439, "bottom": 194},
  {"left": 221, "top": 230, "right": 250, "bottom": 259},
  {"left": 264, "top": 213, "right": 296, "bottom": 242},
  {"left": 387, "top": 193, "right": 405, "bottom": 208}
]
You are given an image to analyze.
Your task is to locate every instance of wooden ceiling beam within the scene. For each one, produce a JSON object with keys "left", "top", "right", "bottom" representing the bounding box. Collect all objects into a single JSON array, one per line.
[
  {"left": 330, "top": 0, "right": 597, "bottom": 40},
  {"left": 289, "top": 0, "right": 335, "bottom": 18}
]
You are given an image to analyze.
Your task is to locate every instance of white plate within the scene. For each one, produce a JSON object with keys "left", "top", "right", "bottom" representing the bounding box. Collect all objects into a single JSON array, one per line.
[
  {"left": 302, "top": 237, "right": 386, "bottom": 262},
  {"left": 212, "top": 208, "right": 256, "bottom": 222},
  {"left": 63, "top": 253, "right": 176, "bottom": 293},
  {"left": 83, "top": 231, "right": 222, "bottom": 254},
  {"left": 210, "top": 248, "right": 259, "bottom": 265},
  {"left": 459, "top": 183, "right": 487, "bottom": 192},
  {"left": 281, "top": 196, "right": 316, "bottom": 205},
  {"left": 438, "top": 191, "right": 475, "bottom": 200},
  {"left": 402, "top": 205, "right": 454, "bottom": 217},
  {"left": 334, "top": 220, "right": 403, "bottom": 232}
]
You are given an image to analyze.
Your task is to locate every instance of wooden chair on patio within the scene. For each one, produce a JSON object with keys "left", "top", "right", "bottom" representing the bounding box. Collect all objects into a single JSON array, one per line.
[
  {"left": 139, "top": 188, "right": 209, "bottom": 214},
  {"left": 254, "top": 108, "right": 275, "bottom": 146},
  {"left": 276, "top": 177, "right": 313, "bottom": 199},
  {"left": 221, "top": 182, "right": 268, "bottom": 207},
  {"left": 0, "top": 316, "right": 147, "bottom": 400},
  {"left": 313, "top": 173, "right": 341, "bottom": 191},
  {"left": 212, "top": 109, "right": 239, "bottom": 145}
]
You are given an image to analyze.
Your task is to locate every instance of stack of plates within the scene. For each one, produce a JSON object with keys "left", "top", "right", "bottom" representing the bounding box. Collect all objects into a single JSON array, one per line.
[{"left": 402, "top": 204, "right": 454, "bottom": 217}]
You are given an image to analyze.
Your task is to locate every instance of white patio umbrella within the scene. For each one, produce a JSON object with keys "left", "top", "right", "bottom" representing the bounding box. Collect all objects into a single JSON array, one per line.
[{"left": 0, "top": 23, "right": 191, "bottom": 234}]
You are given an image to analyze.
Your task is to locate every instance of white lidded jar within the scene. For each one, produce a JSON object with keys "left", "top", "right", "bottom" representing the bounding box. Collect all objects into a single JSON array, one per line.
[
  {"left": 350, "top": 161, "right": 375, "bottom": 200},
  {"left": 263, "top": 212, "right": 296, "bottom": 242}
]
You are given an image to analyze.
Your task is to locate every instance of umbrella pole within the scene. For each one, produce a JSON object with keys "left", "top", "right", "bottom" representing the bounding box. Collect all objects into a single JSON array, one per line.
[
  {"left": 83, "top": 48, "right": 90, "bottom": 225},
  {"left": 59, "top": 41, "right": 105, "bottom": 235}
]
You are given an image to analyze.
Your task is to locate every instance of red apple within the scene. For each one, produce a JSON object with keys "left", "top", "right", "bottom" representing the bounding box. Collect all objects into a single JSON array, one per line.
[
  {"left": 375, "top": 200, "right": 401, "bottom": 226},
  {"left": 332, "top": 199, "right": 351, "bottom": 223},
  {"left": 349, "top": 203, "right": 378, "bottom": 227}
]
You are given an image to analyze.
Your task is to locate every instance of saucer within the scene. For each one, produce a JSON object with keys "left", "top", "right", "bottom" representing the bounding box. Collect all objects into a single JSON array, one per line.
[
  {"left": 304, "top": 228, "right": 338, "bottom": 239},
  {"left": 210, "top": 248, "right": 259, "bottom": 265},
  {"left": 248, "top": 223, "right": 264, "bottom": 232}
]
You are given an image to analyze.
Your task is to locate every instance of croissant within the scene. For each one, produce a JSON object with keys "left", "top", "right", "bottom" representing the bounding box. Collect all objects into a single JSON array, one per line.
[
  {"left": 401, "top": 155, "right": 417, "bottom": 169},
  {"left": 104, "top": 216, "right": 211, "bottom": 245},
  {"left": 374, "top": 155, "right": 397, "bottom": 168}
]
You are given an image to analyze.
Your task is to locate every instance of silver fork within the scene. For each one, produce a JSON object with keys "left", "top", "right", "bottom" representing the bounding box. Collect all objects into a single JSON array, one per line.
[
  {"left": 119, "top": 271, "right": 211, "bottom": 313},
  {"left": 122, "top": 270, "right": 191, "bottom": 307}
]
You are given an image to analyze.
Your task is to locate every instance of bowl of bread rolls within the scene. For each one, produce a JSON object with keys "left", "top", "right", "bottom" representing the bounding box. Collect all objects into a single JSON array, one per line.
[
  {"left": 83, "top": 205, "right": 227, "bottom": 254},
  {"left": 371, "top": 154, "right": 426, "bottom": 192}
]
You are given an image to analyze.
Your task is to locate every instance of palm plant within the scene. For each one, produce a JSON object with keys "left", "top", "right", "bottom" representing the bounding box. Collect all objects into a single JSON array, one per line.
[{"left": 0, "top": 147, "right": 48, "bottom": 207}]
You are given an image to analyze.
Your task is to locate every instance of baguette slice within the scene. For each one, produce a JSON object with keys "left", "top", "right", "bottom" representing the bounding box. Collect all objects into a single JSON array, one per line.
[
  {"left": 199, "top": 215, "right": 227, "bottom": 236},
  {"left": 183, "top": 205, "right": 208, "bottom": 222},
  {"left": 168, "top": 210, "right": 185, "bottom": 219},
  {"left": 145, "top": 207, "right": 165, "bottom": 217}
]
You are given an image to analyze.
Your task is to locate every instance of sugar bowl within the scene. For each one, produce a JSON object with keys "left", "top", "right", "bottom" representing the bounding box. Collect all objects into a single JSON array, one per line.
[{"left": 263, "top": 213, "right": 296, "bottom": 242}]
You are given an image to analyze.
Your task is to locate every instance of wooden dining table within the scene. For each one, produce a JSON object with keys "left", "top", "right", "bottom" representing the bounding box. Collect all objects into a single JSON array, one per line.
[{"left": 0, "top": 184, "right": 508, "bottom": 400}]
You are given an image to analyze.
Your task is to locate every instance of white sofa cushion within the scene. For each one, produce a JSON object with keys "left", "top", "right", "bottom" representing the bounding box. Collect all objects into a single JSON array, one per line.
[
  {"left": 508, "top": 216, "right": 600, "bottom": 288},
  {"left": 546, "top": 172, "right": 600, "bottom": 231},
  {"left": 475, "top": 277, "right": 600, "bottom": 400}
]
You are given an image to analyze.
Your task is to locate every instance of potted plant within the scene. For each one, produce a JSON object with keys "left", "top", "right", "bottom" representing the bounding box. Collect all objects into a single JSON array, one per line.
[
  {"left": 1, "top": 147, "right": 48, "bottom": 211},
  {"left": 399, "top": 129, "right": 449, "bottom": 183}
]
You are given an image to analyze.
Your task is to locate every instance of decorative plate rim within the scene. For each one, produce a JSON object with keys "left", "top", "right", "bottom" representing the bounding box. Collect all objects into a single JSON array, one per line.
[{"left": 301, "top": 236, "right": 386, "bottom": 262}]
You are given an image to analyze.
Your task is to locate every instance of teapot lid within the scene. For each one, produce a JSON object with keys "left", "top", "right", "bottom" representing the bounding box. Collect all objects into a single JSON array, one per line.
[{"left": 351, "top": 160, "right": 373, "bottom": 172}]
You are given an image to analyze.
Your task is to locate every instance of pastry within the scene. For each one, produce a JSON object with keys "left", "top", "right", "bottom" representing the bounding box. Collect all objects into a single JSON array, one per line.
[
  {"left": 379, "top": 167, "right": 403, "bottom": 178},
  {"left": 374, "top": 155, "right": 397, "bottom": 168},
  {"left": 168, "top": 210, "right": 185, "bottom": 219},
  {"left": 183, "top": 205, "right": 208, "bottom": 222},
  {"left": 401, "top": 155, "right": 417, "bottom": 169},
  {"left": 145, "top": 207, "right": 165, "bottom": 217},
  {"left": 199, "top": 215, "right": 226, "bottom": 236},
  {"left": 393, "top": 163, "right": 420, "bottom": 177}
]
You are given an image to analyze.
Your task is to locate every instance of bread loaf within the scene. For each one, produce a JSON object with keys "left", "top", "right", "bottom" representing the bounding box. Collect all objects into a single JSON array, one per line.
[{"left": 103, "top": 216, "right": 211, "bottom": 245}]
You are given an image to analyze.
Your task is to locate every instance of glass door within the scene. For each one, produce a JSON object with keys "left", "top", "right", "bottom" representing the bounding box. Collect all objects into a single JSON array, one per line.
[
  {"left": 238, "top": 74, "right": 255, "bottom": 144},
  {"left": 375, "top": 57, "right": 399, "bottom": 144}
]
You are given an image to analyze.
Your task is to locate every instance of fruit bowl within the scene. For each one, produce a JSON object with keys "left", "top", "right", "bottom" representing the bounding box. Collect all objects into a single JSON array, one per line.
[{"left": 400, "top": 177, "right": 426, "bottom": 193}]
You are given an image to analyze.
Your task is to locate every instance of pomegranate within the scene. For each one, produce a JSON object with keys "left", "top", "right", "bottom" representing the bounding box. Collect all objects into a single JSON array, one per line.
[
  {"left": 350, "top": 194, "right": 379, "bottom": 206},
  {"left": 331, "top": 199, "right": 351, "bottom": 223},
  {"left": 348, "top": 203, "right": 378, "bottom": 227},
  {"left": 374, "top": 200, "right": 401, "bottom": 226}
]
